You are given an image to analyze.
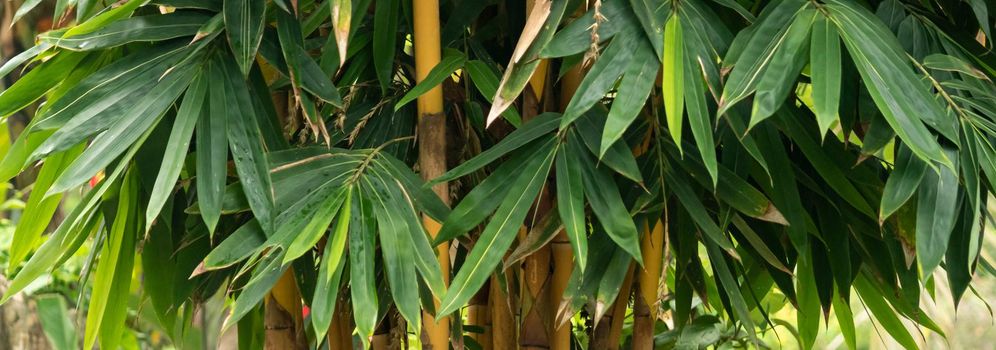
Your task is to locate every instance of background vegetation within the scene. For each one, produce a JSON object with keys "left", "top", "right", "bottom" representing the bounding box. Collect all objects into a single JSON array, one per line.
[{"left": 1, "top": 0, "right": 995, "bottom": 349}]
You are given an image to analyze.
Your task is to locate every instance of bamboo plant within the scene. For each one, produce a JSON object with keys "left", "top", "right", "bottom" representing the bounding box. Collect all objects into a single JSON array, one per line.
[{"left": 1, "top": 0, "right": 996, "bottom": 348}]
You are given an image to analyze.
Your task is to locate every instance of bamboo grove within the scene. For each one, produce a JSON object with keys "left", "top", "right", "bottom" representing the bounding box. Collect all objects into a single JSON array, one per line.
[{"left": 1, "top": 0, "right": 995, "bottom": 348}]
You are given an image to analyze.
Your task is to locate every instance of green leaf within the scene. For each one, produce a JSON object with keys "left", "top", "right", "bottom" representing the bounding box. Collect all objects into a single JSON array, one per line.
[
  {"left": 224, "top": 252, "right": 289, "bottom": 329},
  {"left": 542, "top": 0, "right": 637, "bottom": 58},
  {"left": 662, "top": 13, "right": 685, "bottom": 152},
  {"left": 810, "top": 15, "right": 842, "bottom": 138},
  {"left": 373, "top": 155, "right": 450, "bottom": 222},
  {"left": 923, "top": 54, "right": 987, "bottom": 79},
  {"left": 35, "top": 295, "right": 78, "bottom": 350},
  {"left": 433, "top": 151, "right": 525, "bottom": 244},
  {"left": 719, "top": 0, "right": 808, "bottom": 116},
  {"left": 146, "top": 73, "right": 207, "bottom": 231},
  {"left": 2, "top": 133, "right": 144, "bottom": 303},
  {"left": 486, "top": 0, "right": 568, "bottom": 125},
  {"left": 464, "top": 60, "right": 522, "bottom": 126},
  {"left": 853, "top": 275, "right": 918, "bottom": 349},
  {"left": 275, "top": 10, "right": 342, "bottom": 105},
  {"left": 749, "top": 9, "right": 815, "bottom": 128},
  {"left": 224, "top": 0, "right": 266, "bottom": 76},
  {"left": 310, "top": 197, "right": 350, "bottom": 339},
  {"left": 63, "top": 0, "right": 147, "bottom": 38},
  {"left": 664, "top": 166, "right": 736, "bottom": 251},
  {"left": 6, "top": 145, "right": 82, "bottom": 273},
  {"left": 916, "top": 148, "right": 959, "bottom": 277},
  {"left": 84, "top": 167, "right": 139, "bottom": 350},
  {"left": 575, "top": 109, "right": 644, "bottom": 183},
  {"left": 41, "top": 13, "right": 209, "bottom": 51},
  {"left": 705, "top": 239, "right": 757, "bottom": 344},
  {"left": 220, "top": 55, "right": 276, "bottom": 234},
  {"left": 561, "top": 33, "right": 637, "bottom": 127},
  {"left": 12, "top": 0, "right": 44, "bottom": 24},
  {"left": 0, "top": 43, "right": 52, "bottom": 80},
  {"left": 630, "top": 0, "right": 664, "bottom": 59},
  {"left": 682, "top": 38, "right": 718, "bottom": 186},
  {"left": 438, "top": 137, "right": 557, "bottom": 316},
  {"left": 284, "top": 188, "right": 347, "bottom": 264},
  {"left": 832, "top": 291, "right": 857, "bottom": 349},
  {"left": 601, "top": 38, "right": 658, "bottom": 157},
  {"left": 349, "top": 190, "right": 379, "bottom": 340},
  {"left": 0, "top": 51, "right": 86, "bottom": 117},
  {"left": 730, "top": 215, "right": 792, "bottom": 274},
  {"left": 569, "top": 133, "right": 643, "bottom": 264},
  {"left": 362, "top": 176, "right": 421, "bottom": 328},
  {"left": 47, "top": 62, "right": 198, "bottom": 195},
  {"left": 30, "top": 42, "right": 193, "bottom": 156},
  {"left": 201, "top": 220, "right": 265, "bottom": 270},
  {"left": 369, "top": 164, "right": 447, "bottom": 297},
  {"left": 880, "top": 144, "right": 927, "bottom": 222},
  {"left": 592, "top": 247, "right": 633, "bottom": 323},
  {"left": 827, "top": 0, "right": 953, "bottom": 166},
  {"left": 434, "top": 112, "right": 559, "bottom": 183},
  {"left": 373, "top": 0, "right": 400, "bottom": 92},
  {"left": 395, "top": 48, "right": 466, "bottom": 111},
  {"left": 197, "top": 61, "right": 230, "bottom": 235},
  {"left": 556, "top": 143, "right": 587, "bottom": 272},
  {"left": 776, "top": 109, "right": 875, "bottom": 218}
]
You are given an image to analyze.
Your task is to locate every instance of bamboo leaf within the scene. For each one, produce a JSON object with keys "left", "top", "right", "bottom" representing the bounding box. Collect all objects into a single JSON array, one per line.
[
  {"left": 331, "top": 0, "right": 352, "bottom": 69},
  {"left": 83, "top": 167, "right": 139, "bottom": 350},
  {"left": 682, "top": 42, "right": 718, "bottom": 186},
  {"left": 40, "top": 13, "right": 209, "bottom": 51},
  {"left": 810, "top": 15, "right": 842, "bottom": 138},
  {"left": 395, "top": 49, "right": 466, "bottom": 111},
  {"left": 570, "top": 132, "right": 643, "bottom": 264},
  {"left": 349, "top": 190, "right": 379, "bottom": 340},
  {"left": 749, "top": 9, "right": 815, "bottom": 128},
  {"left": 916, "top": 147, "right": 959, "bottom": 277},
  {"left": 373, "top": 0, "right": 400, "bottom": 92},
  {"left": 556, "top": 143, "right": 588, "bottom": 272},
  {"left": 224, "top": 0, "right": 266, "bottom": 76},
  {"left": 486, "top": 0, "right": 569, "bottom": 125},
  {"left": 434, "top": 112, "right": 559, "bottom": 183},
  {"left": 363, "top": 176, "right": 421, "bottom": 328},
  {"left": 719, "top": 0, "right": 808, "bottom": 116},
  {"left": 310, "top": 196, "right": 350, "bottom": 339},
  {"left": 880, "top": 144, "right": 927, "bottom": 222},
  {"left": 6, "top": 145, "right": 83, "bottom": 273},
  {"left": 146, "top": 73, "right": 207, "bottom": 231},
  {"left": 198, "top": 61, "right": 230, "bottom": 235},
  {"left": 662, "top": 13, "right": 686, "bottom": 152},
  {"left": 47, "top": 63, "right": 198, "bottom": 194},
  {"left": 601, "top": 38, "right": 658, "bottom": 157},
  {"left": 438, "top": 137, "right": 557, "bottom": 316},
  {"left": 220, "top": 54, "right": 276, "bottom": 234},
  {"left": 827, "top": 0, "right": 954, "bottom": 166},
  {"left": 561, "top": 33, "right": 637, "bottom": 127},
  {"left": 0, "top": 51, "right": 86, "bottom": 118}
]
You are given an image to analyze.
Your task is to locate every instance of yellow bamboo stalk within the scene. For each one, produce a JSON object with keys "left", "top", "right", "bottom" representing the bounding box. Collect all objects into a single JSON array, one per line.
[
  {"left": 468, "top": 288, "right": 492, "bottom": 349},
  {"left": 548, "top": 232, "right": 573, "bottom": 350},
  {"left": 590, "top": 264, "right": 635, "bottom": 350},
  {"left": 633, "top": 219, "right": 664, "bottom": 350},
  {"left": 637, "top": 219, "right": 664, "bottom": 318},
  {"left": 490, "top": 273, "right": 517, "bottom": 350},
  {"left": 413, "top": 0, "right": 451, "bottom": 348},
  {"left": 412, "top": 0, "right": 450, "bottom": 349},
  {"left": 265, "top": 269, "right": 306, "bottom": 349}
]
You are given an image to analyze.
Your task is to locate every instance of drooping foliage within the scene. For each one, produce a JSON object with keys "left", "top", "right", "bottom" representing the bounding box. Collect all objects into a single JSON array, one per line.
[{"left": 1, "top": 0, "right": 995, "bottom": 348}]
